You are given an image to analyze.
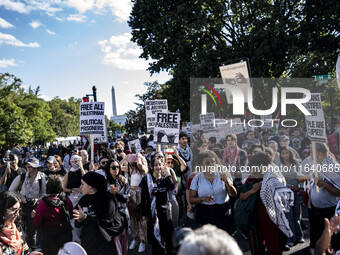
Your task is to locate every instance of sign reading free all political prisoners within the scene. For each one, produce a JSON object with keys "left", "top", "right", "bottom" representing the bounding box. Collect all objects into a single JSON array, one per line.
[
  {"left": 154, "top": 112, "right": 180, "bottom": 145},
  {"left": 80, "top": 102, "right": 105, "bottom": 135},
  {"left": 145, "top": 100, "right": 168, "bottom": 130},
  {"left": 303, "top": 93, "right": 327, "bottom": 143}
]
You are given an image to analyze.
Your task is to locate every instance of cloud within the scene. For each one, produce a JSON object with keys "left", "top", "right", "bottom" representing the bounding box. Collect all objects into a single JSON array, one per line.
[
  {"left": 0, "top": 0, "right": 61, "bottom": 16},
  {"left": 0, "top": 58, "right": 17, "bottom": 68},
  {"left": 98, "top": 33, "right": 150, "bottom": 71},
  {"left": 66, "top": 0, "right": 94, "bottom": 13},
  {"left": 29, "top": 20, "right": 42, "bottom": 29},
  {"left": 1, "top": 0, "right": 131, "bottom": 23},
  {"left": 0, "top": 17, "right": 15, "bottom": 28},
  {"left": 0, "top": 32, "right": 40, "bottom": 47},
  {"left": 46, "top": 29, "right": 56, "bottom": 35},
  {"left": 66, "top": 0, "right": 132, "bottom": 22},
  {"left": 67, "top": 14, "right": 87, "bottom": 22},
  {"left": 0, "top": 0, "right": 29, "bottom": 13}
]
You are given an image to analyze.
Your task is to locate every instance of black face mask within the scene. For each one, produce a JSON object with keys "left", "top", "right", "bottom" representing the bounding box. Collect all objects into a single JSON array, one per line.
[{"left": 116, "top": 149, "right": 123, "bottom": 154}]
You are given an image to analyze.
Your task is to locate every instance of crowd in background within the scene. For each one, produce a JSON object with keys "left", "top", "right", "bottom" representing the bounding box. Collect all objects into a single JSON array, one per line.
[{"left": 0, "top": 125, "right": 339, "bottom": 255}]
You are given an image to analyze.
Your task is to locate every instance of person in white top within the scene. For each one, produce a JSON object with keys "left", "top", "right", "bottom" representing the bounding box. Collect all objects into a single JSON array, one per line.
[
  {"left": 9, "top": 158, "right": 47, "bottom": 250},
  {"left": 121, "top": 153, "right": 148, "bottom": 253}
]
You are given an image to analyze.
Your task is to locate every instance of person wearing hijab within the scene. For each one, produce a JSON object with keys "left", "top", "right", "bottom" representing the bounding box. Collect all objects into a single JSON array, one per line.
[{"left": 73, "top": 172, "right": 125, "bottom": 255}]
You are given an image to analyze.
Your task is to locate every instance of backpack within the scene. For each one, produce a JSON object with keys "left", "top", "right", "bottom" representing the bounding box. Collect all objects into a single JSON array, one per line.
[
  {"left": 18, "top": 172, "right": 42, "bottom": 194},
  {"left": 234, "top": 182, "right": 257, "bottom": 232},
  {"left": 42, "top": 194, "right": 73, "bottom": 232}
]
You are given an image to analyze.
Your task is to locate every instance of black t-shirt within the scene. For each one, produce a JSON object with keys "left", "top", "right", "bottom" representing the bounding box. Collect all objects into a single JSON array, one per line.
[
  {"left": 45, "top": 167, "right": 66, "bottom": 178},
  {"left": 140, "top": 175, "right": 174, "bottom": 219},
  {"left": 4, "top": 167, "right": 26, "bottom": 190},
  {"left": 83, "top": 162, "right": 91, "bottom": 171}
]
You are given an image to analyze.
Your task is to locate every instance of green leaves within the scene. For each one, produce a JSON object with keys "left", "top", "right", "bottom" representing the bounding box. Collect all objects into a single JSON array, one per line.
[{"left": 0, "top": 73, "right": 83, "bottom": 149}]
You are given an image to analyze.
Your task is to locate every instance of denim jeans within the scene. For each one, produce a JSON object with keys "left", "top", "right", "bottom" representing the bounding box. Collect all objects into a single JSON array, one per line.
[{"left": 286, "top": 191, "right": 303, "bottom": 243}]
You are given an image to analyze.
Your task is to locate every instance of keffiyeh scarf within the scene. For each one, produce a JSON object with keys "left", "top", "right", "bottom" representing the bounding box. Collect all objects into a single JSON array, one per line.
[
  {"left": 260, "top": 171, "right": 294, "bottom": 238},
  {"left": 223, "top": 146, "right": 240, "bottom": 167},
  {"left": 146, "top": 174, "right": 165, "bottom": 249}
]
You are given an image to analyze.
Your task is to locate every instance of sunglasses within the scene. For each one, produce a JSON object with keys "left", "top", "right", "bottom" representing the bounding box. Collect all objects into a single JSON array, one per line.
[
  {"left": 167, "top": 161, "right": 174, "bottom": 165},
  {"left": 100, "top": 161, "right": 108, "bottom": 165},
  {"left": 110, "top": 166, "right": 119, "bottom": 170}
]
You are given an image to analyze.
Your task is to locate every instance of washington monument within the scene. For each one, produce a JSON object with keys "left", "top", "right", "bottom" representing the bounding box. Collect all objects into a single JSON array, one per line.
[{"left": 111, "top": 86, "right": 117, "bottom": 116}]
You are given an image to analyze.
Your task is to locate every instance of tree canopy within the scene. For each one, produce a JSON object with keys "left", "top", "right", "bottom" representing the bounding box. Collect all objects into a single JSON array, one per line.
[
  {"left": 128, "top": 0, "right": 339, "bottom": 122},
  {"left": 0, "top": 73, "right": 83, "bottom": 149}
]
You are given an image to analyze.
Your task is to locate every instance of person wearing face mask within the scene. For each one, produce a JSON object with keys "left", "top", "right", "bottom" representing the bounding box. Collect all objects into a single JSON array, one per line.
[
  {"left": 63, "top": 155, "right": 85, "bottom": 206},
  {"left": 115, "top": 141, "right": 126, "bottom": 163},
  {"left": 0, "top": 154, "right": 26, "bottom": 190}
]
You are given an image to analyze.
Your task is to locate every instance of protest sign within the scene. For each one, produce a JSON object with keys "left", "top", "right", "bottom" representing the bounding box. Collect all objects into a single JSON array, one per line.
[
  {"left": 219, "top": 61, "right": 251, "bottom": 104},
  {"left": 145, "top": 99, "right": 168, "bottom": 130},
  {"left": 260, "top": 115, "right": 273, "bottom": 130},
  {"left": 231, "top": 118, "right": 244, "bottom": 134},
  {"left": 115, "top": 130, "right": 122, "bottom": 139},
  {"left": 154, "top": 112, "right": 180, "bottom": 145},
  {"left": 200, "top": 112, "right": 216, "bottom": 132},
  {"left": 93, "top": 121, "right": 108, "bottom": 144},
  {"left": 128, "top": 139, "right": 142, "bottom": 152},
  {"left": 303, "top": 93, "right": 327, "bottom": 143},
  {"left": 80, "top": 102, "right": 105, "bottom": 135}
]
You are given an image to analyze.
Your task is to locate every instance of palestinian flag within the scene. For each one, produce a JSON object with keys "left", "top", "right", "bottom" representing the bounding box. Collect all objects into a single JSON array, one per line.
[
  {"left": 272, "top": 111, "right": 281, "bottom": 135},
  {"left": 81, "top": 135, "right": 90, "bottom": 153}
]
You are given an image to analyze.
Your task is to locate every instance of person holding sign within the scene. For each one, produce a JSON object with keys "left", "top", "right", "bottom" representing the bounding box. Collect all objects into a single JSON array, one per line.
[{"left": 308, "top": 143, "right": 340, "bottom": 252}]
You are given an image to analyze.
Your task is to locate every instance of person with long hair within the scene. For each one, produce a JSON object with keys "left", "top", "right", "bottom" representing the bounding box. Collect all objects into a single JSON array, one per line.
[
  {"left": 0, "top": 191, "right": 42, "bottom": 255},
  {"left": 104, "top": 159, "right": 130, "bottom": 255},
  {"left": 189, "top": 150, "right": 237, "bottom": 234},
  {"left": 279, "top": 146, "right": 304, "bottom": 247},
  {"left": 33, "top": 175, "right": 73, "bottom": 255},
  {"left": 154, "top": 150, "right": 179, "bottom": 228},
  {"left": 140, "top": 157, "right": 174, "bottom": 255},
  {"left": 240, "top": 152, "right": 293, "bottom": 255},
  {"left": 120, "top": 153, "right": 147, "bottom": 253}
]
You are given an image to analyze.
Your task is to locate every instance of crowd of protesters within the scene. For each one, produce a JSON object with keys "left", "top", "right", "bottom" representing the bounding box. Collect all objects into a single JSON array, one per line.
[{"left": 0, "top": 126, "right": 339, "bottom": 255}]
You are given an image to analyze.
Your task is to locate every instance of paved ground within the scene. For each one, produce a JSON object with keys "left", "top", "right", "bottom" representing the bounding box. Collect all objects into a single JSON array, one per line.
[{"left": 127, "top": 207, "right": 312, "bottom": 255}]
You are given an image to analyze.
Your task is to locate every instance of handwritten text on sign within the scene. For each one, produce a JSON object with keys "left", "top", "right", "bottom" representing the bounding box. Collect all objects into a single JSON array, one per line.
[
  {"left": 303, "top": 93, "right": 326, "bottom": 142},
  {"left": 80, "top": 102, "right": 105, "bottom": 135},
  {"left": 145, "top": 100, "right": 168, "bottom": 129}
]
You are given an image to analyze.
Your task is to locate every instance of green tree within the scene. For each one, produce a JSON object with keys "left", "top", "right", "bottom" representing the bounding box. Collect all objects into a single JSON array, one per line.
[
  {"left": 0, "top": 73, "right": 56, "bottom": 148},
  {"left": 48, "top": 97, "right": 81, "bottom": 137},
  {"left": 128, "top": 0, "right": 339, "bottom": 121}
]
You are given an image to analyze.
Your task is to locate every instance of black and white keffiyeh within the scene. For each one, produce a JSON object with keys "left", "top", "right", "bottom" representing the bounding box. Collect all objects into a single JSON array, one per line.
[
  {"left": 260, "top": 171, "right": 294, "bottom": 237},
  {"left": 314, "top": 156, "right": 340, "bottom": 189}
]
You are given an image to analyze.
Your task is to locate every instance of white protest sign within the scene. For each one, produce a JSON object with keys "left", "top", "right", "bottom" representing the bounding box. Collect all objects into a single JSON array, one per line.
[
  {"left": 200, "top": 112, "right": 216, "bottom": 132},
  {"left": 115, "top": 130, "right": 122, "bottom": 139},
  {"left": 145, "top": 100, "right": 168, "bottom": 130},
  {"left": 128, "top": 139, "right": 142, "bottom": 152},
  {"left": 231, "top": 118, "right": 244, "bottom": 134},
  {"left": 154, "top": 112, "right": 180, "bottom": 145},
  {"left": 93, "top": 120, "right": 108, "bottom": 144},
  {"left": 260, "top": 115, "right": 273, "bottom": 130},
  {"left": 219, "top": 61, "right": 251, "bottom": 104},
  {"left": 80, "top": 102, "right": 105, "bottom": 135},
  {"left": 303, "top": 93, "right": 327, "bottom": 143}
]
